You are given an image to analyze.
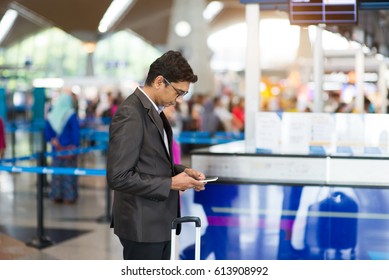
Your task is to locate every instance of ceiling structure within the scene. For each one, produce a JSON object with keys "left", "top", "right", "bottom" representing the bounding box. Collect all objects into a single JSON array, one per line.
[
  {"left": 0, "top": 0, "right": 388, "bottom": 55},
  {"left": 0, "top": 0, "right": 246, "bottom": 47}
]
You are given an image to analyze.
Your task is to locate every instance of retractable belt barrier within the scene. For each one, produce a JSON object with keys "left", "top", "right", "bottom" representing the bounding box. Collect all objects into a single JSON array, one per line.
[
  {"left": 0, "top": 144, "right": 107, "bottom": 170},
  {"left": 177, "top": 131, "right": 244, "bottom": 145},
  {"left": 0, "top": 165, "right": 106, "bottom": 176},
  {"left": 0, "top": 141, "right": 110, "bottom": 249}
]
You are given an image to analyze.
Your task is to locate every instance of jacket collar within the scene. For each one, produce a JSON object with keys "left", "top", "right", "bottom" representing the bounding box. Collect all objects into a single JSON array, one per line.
[{"left": 134, "top": 88, "right": 168, "bottom": 151}]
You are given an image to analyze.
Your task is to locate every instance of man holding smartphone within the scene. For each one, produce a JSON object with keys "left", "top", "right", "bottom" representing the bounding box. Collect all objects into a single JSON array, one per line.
[{"left": 107, "top": 50, "right": 206, "bottom": 260}]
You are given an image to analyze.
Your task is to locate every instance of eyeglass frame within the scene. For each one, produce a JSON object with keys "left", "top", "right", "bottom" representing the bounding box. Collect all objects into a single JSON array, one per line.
[{"left": 163, "top": 78, "right": 189, "bottom": 98}]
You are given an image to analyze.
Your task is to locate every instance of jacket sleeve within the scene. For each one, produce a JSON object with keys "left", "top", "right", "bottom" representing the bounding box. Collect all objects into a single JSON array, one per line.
[{"left": 174, "top": 164, "right": 187, "bottom": 174}]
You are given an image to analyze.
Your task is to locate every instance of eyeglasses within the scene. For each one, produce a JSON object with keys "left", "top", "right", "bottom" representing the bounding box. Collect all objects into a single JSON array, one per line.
[{"left": 164, "top": 78, "right": 189, "bottom": 98}]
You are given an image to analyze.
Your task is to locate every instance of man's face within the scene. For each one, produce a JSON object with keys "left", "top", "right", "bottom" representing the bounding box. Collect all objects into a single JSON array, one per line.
[{"left": 161, "top": 80, "right": 189, "bottom": 107}]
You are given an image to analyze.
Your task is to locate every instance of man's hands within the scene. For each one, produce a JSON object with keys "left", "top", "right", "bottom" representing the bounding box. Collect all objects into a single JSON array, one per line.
[{"left": 171, "top": 168, "right": 206, "bottom": 192}]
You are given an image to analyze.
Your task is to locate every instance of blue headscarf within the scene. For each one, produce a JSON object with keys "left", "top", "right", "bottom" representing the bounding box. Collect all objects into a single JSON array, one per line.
[{"left": 47, "top": 93, "right": 75, "bottom": 135}]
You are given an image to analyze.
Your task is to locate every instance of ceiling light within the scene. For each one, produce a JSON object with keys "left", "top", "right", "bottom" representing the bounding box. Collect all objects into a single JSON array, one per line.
[
  {"left": 84, "top": 42, "right": 96, "bottom": 53},
  {"left": 98, "top": 0, "right": 134, "bottom": 33},
  {"left": 175, "top": 21, "right": 192, "bottom": 37},
  {"left": 203, "top": 1, "right": 224, "bottom": 22},
  {"left": 0, "top": 9, "right": 18, "bottom": 45}
]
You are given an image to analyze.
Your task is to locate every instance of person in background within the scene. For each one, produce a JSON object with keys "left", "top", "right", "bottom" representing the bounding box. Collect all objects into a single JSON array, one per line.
[
  {"left": 0, "top": 117, "right": 6, "bottom": 159},
  {"left": 200, "top": 98, "right": 225, "bottom": 134},
  {"left": 184, "top": 94, "right": 204, "bottom": 131},
  {"left": 107, "top": 50, "right": 206, "bottom": 260},
  {"left": 214, "top": 96, "right": 232, "bottom": 132},
  {"left": 364, "top": 96, "right": 375, "bottom": 113},
  {"left": 102, "top": 92, "right": 120, "bottom": 125},
  {"left": 231, "top": 97, "right": 245, "bottom": 132},
  {"left": 103, "top": 92, "right": 121, "bottom": 118},
  {"left": 45, "top": 92, "right": 80, "bottom": 204}
]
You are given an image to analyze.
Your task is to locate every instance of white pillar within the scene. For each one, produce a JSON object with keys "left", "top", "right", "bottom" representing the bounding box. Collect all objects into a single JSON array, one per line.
[
  {"left": 167, "top": 0, "right": 213, "bottom": 95},
  {"left": 313, "top": 25, "right": 323, "bottom": 112},
  {"left": 86, "top": 52, "right": 94, "bottom": 76},
  {"left": 355, "top": 48, "right": 365, "bottom": 113},
  {"left": 378, "top": 61, "right": 387, "bottom": 113},
  {"left": 244, "top": 4, "right": 260, "bottom": 152},
  {"left": 296, "top": 27, "right": 312, "bottom": 85}
]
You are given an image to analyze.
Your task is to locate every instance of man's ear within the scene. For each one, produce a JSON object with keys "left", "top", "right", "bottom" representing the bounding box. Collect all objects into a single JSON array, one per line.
[{"left": 154, "top": 75, "right": 165, "bottom": 89}]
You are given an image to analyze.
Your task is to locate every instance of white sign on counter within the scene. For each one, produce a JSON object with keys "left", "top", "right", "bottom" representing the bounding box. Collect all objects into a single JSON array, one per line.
[
  {"left": 311, "top": 113, "right": 336, "bottom": 154},
  {"left": 255, "top": 112, "right": 281, "bottom": 152},
  {"left": 335, "top": 113, "right": 365, "bottom": 155},
  {"left": 281, "top": 113, "right": 311, "bottom": 154},
  {"left": 364, "top": 114, "right": 389, "bottom": 155},
  {"left": 253, "top": 112, "right": 389, "bottom": 156}
]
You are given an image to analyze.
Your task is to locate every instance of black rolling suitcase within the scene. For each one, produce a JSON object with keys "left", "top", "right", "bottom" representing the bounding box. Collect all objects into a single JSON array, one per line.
[{"left": 170, "top": 216, "right": 201, "bottom": 260}]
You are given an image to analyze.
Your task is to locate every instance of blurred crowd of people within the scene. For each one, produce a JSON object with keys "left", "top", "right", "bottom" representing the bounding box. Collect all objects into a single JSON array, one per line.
[
  {"left": 80, "top": 86, "right": 379, "bottom": 141},
  {"left": 82, "top": 89, "right": 247, "bottom": 136},
  {"left": 176, "top": 93, "right": 246, "bottom": 135}
]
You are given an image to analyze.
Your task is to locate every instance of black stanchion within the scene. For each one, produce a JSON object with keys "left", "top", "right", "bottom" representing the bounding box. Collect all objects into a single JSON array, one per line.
[
  {"left": 40, "top": 130, "right": 49, "bottom": 197},
  {"left": 11, "top": 124, "right": 15, "bottom": 160},
  {"left": 26, "top": 131, "right": 54, "bottom": 249},
  {"left": 97, "top": 183, "right": 111, "bottom": 223}
]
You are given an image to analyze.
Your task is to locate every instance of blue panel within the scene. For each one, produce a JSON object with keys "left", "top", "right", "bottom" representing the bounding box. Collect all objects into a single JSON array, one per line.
[
  {"left": 32, "top": 87, "right": 46, "bottom": 122},
  {"left": 180, "top": 183, "right": 389, "bottom": 260},
  {"left": 360, "top": 1, "right": 389, "bottom": 9}
]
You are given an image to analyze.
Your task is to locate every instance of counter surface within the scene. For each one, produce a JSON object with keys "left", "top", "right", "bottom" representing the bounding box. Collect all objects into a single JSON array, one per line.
[{"left": 190, "top": 141, "right": 389, "bottom": 188}]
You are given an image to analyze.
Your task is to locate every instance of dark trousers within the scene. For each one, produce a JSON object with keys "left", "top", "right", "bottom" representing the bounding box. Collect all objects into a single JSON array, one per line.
[{"left": 119, "top": 237, "right": 171, "bottom": 260}]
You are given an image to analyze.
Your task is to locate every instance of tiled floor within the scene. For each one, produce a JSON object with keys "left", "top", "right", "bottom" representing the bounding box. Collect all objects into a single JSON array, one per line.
[{"left": 0, "top": 150, "right": 123, "bottom": 260}]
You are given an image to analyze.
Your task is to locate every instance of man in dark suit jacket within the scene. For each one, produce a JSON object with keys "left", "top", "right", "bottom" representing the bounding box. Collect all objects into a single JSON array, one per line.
[{"left": 107, "top": 51, "right": 206, "bottom": 260}]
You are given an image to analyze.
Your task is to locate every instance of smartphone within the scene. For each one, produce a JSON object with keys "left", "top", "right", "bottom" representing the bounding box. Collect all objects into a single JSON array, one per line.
[{"left": 199, "top": 176, "right": 219, "bottom": 183}]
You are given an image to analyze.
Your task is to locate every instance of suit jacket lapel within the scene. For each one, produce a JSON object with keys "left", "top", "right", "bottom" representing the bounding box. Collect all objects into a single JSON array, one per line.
[
  {"left": 134, "top": 89, "right": 172, "bottom": 161},
  {"left": 134, "top": 89, "right": 164, "bottom": 139}
]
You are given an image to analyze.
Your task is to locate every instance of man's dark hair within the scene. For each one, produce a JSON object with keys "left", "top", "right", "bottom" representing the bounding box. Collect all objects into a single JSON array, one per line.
[{"left": 145, "top": 50, "right": 198, "bottom": 86}]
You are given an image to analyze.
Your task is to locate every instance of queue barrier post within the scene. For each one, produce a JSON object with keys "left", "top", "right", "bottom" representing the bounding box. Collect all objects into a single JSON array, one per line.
[
  {"left": 26, "top": 150, "right": 54, "bottom": 249},
  {"left": 11, "top": 123, "right": 15, "bottom": 160}
]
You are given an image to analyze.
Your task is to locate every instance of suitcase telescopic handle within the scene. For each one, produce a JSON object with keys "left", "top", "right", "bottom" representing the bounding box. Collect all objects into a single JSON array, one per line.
[{"left": 171, "top": 216, "right": 201, "bottom": 229}]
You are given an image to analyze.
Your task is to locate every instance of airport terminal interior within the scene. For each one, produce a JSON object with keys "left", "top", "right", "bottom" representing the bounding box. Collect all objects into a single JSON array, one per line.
[{"left": 2, "top": 0, "right": 389, "bottom": 260}]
